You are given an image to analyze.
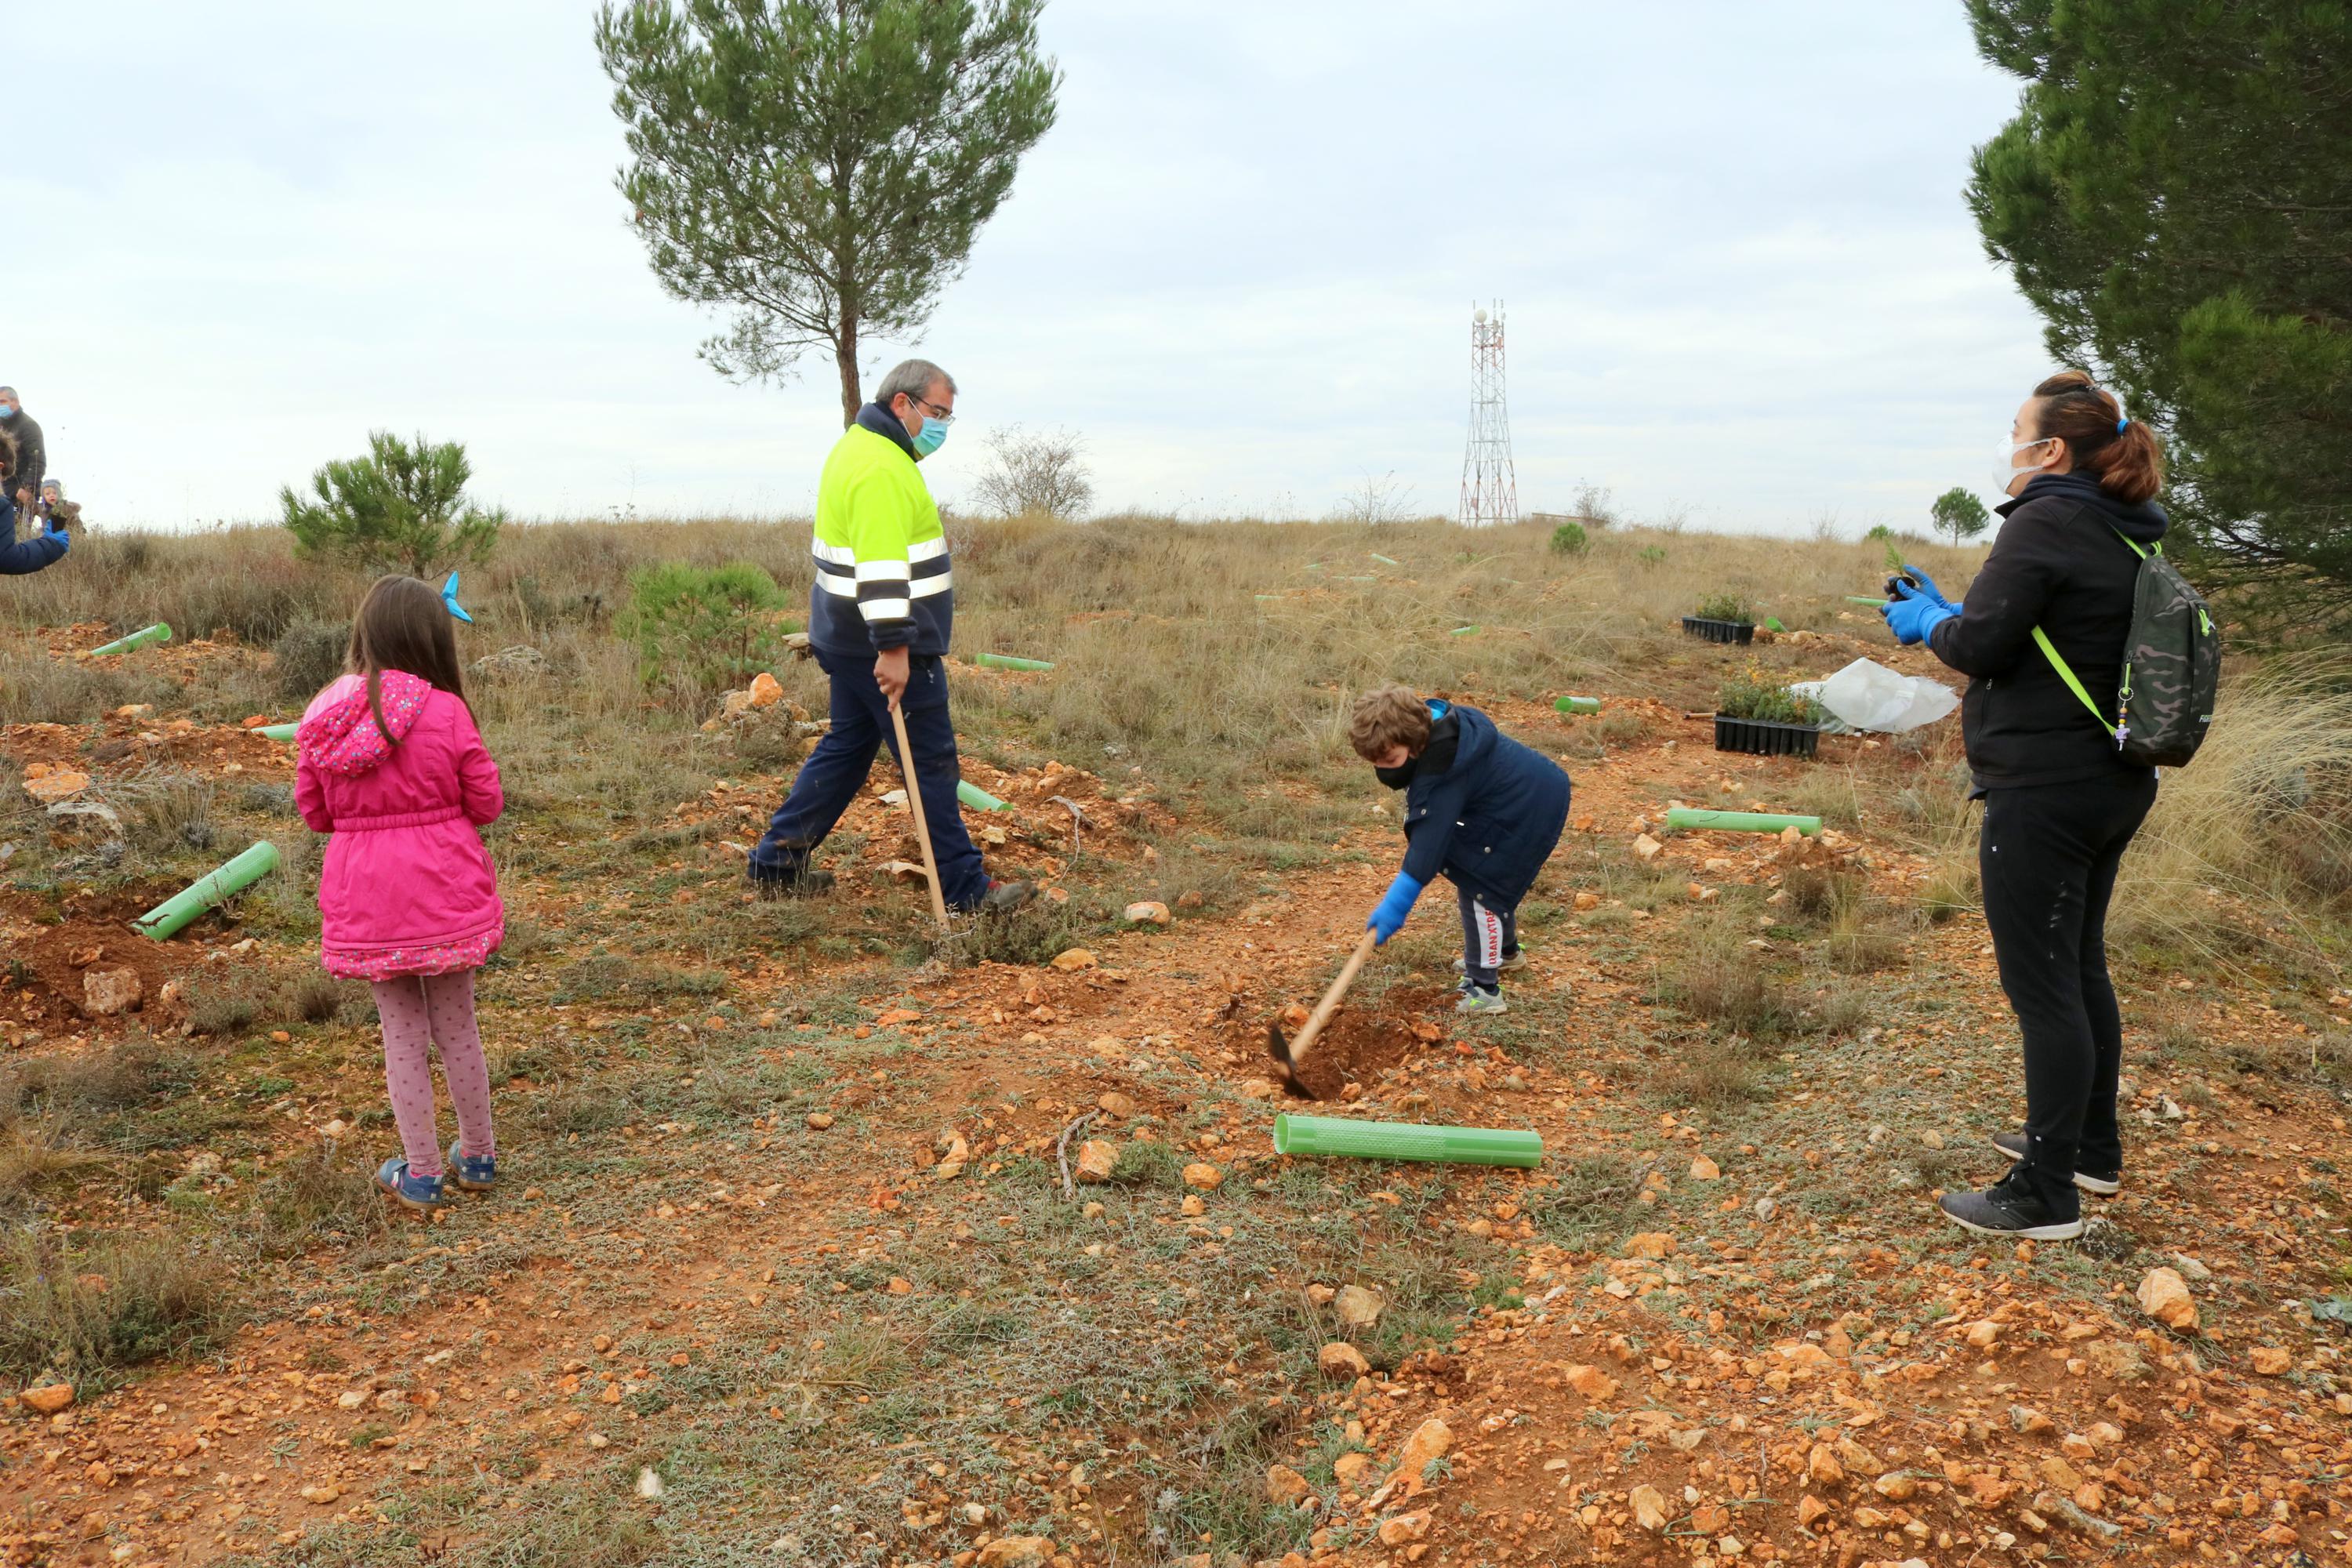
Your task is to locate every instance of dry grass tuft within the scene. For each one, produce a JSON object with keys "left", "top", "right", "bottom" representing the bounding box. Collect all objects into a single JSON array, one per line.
[{"left": 2109, "top": 665, "right": 2352, "bottom": 979}]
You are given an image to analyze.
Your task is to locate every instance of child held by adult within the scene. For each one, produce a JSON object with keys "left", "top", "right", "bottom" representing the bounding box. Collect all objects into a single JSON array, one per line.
[{"left": 296, "top": 576, "right": 505, "bottom": 1210}]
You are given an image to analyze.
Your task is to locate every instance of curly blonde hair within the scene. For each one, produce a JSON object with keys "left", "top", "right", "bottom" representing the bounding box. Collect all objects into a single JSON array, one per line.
[{"left": 1348, "top": 684, "right": 1432, "bottom": 760}]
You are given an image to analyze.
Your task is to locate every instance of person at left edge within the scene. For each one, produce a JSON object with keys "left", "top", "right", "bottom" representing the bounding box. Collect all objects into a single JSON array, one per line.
[
  {"left": 0, "top": 426, "right": 67, "bottom": 576},
  {"left": 748, "top": 357, "right": 1033, "bottom": 914}
]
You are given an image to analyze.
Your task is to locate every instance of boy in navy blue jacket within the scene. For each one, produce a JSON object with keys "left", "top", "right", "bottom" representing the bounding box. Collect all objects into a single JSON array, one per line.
[{"left": 1351, "top": 685, "right": 1571, "bottom": 1014}]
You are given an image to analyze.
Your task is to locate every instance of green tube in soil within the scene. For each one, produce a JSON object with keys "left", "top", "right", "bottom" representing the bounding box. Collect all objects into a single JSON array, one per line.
[
  {"left": 1274, "top": 1112, "right": 1542, "bottom": 1168},
  {"left": 1664, "top": 808, "right": 1821, "bottom": 837},
  {"left": 132, "top": 840, "right": 282, "bottom": 942},
  {"left": 956, "top": 780, "right": 1007, "bottom": 812},
  {"left": 256, "top": 722, "right": 299, "bottom": 742},
  {"left": 1762, "top": 617, "right": 1786, "bottom": 633},
  {"left": 1369, "top": 553, "right": 1400, "bottom": 566},
  {"left": 1555, "top": 696, "right": 1600, "bottom": 714},
  {"left": 1846, "top": 595, "right": 1887, "bottom": 607},
  {"left": 90, "top": 623, "right": 172, "bottom": 656},
  {"left": 975, "top": 652, "right": 1054, "bottom": 672},
  {"left": 1450, "top": 625, "right": 1480, "bottom": 637}
]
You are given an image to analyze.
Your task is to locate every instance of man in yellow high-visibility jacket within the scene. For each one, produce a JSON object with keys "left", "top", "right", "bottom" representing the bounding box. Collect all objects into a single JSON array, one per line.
[{"left": 750, "top": 358, "right": 1031, "bottom": 913}]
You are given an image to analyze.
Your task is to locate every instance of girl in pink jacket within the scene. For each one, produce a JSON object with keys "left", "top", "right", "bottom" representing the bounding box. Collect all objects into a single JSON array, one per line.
[{"left": 296, "top": 575, "right": 505, "bottom": 1212}]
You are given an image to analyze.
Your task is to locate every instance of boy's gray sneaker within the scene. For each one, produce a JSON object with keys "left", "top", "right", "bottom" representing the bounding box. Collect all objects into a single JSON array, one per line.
[
  {"left": 978, "top": 879, "right": 1035, "bottom": 913},
  {"left": 1454, "top": 984, "right": 1508, "bottom": 1016},
  {"left": 1991, "top": 1131, "right": 2119, "bottom": 1196},
  {"left": 1453, "top": 949, "right": 1528, "bottom": 974}
]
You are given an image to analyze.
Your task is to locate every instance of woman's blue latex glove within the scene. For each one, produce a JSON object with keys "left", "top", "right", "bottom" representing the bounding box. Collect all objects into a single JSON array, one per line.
[
  {"left": 1897, "top": 564, "right": 1955, "bottom": 609},
  {"left": 1882, "top": 590, "right": 1958, "bottom": 646},
  {"left": 1367, "top": 872, "right": 1424, "bottom": 945}
]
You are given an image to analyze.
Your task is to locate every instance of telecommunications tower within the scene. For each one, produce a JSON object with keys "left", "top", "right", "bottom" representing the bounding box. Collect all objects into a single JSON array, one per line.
[{"left": 1458, "top": 302, "right": 1518, "bottom": 528}]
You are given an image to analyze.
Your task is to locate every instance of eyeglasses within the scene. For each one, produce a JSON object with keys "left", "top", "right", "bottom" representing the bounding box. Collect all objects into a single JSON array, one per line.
[{"left": 906, "top": 394, "right": 956, "bottom": 427}]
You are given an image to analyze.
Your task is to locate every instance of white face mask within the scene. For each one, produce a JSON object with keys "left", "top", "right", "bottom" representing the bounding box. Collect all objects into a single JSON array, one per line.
[{"left": 1996, "top": 435, "right": 2056, "bottom": 498}]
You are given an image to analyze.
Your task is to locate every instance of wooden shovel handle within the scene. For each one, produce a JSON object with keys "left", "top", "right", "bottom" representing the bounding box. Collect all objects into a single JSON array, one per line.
[
  {"left": 888, "top": 700, "right": 950, "bottom": 931},
  {"left": 1287, "top": 928, "right": 1381, "bottom": 1069}
]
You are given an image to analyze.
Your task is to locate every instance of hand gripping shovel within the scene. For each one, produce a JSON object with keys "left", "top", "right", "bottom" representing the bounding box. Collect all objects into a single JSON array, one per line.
[
  {"left": 1267, "top": 929, "right": 1379, "bottom": 1100},
  {"left": 888, "top": 699, "right": 951, "bottom": 931}
]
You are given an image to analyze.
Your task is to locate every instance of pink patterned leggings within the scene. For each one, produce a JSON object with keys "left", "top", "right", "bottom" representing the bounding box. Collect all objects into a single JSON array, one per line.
[{"left": 370, "top": 970, "right": 495, "bottom": 1180}]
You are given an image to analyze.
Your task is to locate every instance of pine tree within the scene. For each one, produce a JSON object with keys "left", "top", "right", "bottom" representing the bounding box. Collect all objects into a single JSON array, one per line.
[
  {"left": 1965, "top": 1, "right": 2352, "bottom": 627},
  {"left": 1929, "top": 486, "right": 1990, "bottom": 547},
  {"left": 596, "top": 0, "right": 1061, "bottom": 426},
  {"left": 279, "top": 432, "right": 503, "bottom": 577}
]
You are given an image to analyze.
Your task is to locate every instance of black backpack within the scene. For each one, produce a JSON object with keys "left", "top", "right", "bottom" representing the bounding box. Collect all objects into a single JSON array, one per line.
[{"left": 2032, "top": 531, "right": 2220, "bottom": 768}]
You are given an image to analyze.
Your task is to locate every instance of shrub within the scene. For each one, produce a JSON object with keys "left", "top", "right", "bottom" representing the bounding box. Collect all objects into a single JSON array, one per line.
[
  {"left": 1548, "top": 521, "right": 1588, "bottom": 555},
  {"left": 1693, "top": 593, "right": 1754, "bottom": 624},
  {"left": 615, "top": 561, "right": 793, "bottom": 694},
  {"left": 0, "top": 1225, "right": 239, "bottom": 1377},
  {"left": 1716, "top": 670, "right": 1820, "bottom": 725},
  {"left": 971, "top": 426, "right": 1094, "bottom": 520},
  {"left": 279, "top": 431, "right": 504, "bottom": 576},
  {"left": 271, "top": 621, "right": 350, "bottom": 701},
  {"left": 1864, "top": 523, "right": 1896, "bottom": 542}
]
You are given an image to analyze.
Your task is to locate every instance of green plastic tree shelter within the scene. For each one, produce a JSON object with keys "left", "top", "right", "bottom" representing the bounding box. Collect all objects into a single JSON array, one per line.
[
  {"left": 256, "top": 723, "right": 299, "bottom": 742},
  {"left": 1272, "top": 1112, "right": 1543, "bottom": 1169},
  {"left": 1846, "top": 595, "right": 1888, "bottom": 607},
  {"left": 90, "top": 623, "right": 172, "bottom": 656},
  {"left": 132, "top": 841, "right": 281, "bottom": 941},
  {"left": 956, "top": 780, "right": 1007, "bottom": 812},
  {"left": 1555, "top": 696, "right": 1601, "bottom": 714},
  {"left": 1664, "top": 808, "right": 1821, "bottom": 837},
  {"left": 974, "top": 652, "right": 1054, "bottom": 672}
]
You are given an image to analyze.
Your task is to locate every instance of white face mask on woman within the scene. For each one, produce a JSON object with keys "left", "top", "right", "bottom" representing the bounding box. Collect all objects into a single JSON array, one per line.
[{"left": 1996, "top": 434, "right": 2057, "bottom": 499}]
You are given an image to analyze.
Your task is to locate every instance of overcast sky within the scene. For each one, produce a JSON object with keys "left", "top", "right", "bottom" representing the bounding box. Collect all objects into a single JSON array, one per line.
[{"left": 13, "top": 1, "right": 2044, "bottom": 533}]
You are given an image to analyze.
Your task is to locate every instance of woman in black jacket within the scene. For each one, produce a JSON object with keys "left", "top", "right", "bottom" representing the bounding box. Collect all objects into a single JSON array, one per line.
[
  {"left": 0, "top": 430, "right": 68, "bottom": 577},
  {"left": 1882, "top": 369, "right": 2165, "bottom": 1240}
]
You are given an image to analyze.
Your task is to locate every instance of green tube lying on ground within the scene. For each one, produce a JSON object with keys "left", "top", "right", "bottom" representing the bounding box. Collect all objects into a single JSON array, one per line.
[
  {"left": 956, "top": 780, "right": 1007, "bottom": 812},
  {"left": 1664, "top": 808, "right": 1821, "bottom": 837},
  {"left": 256, "top": 722, "right": 299, "bottom": 742},
  {"left": 1846, "top": 595, "right": 1887, "bottom": 607},
  {"left": 1555, "top": 696, "right": 1600, "bottom": 714},
  {"left": 91, "top": 623, "right": 172, "bottom": 656},
  {"left": 1368, "top": 553, "right": 1400, "bottom": 566},
  {"left": 132, "top": 841, "right": 281, "bottom": 942},
  {"left": 1273, "top": 1112, "right": 1543, "bottom": 1168},
  {"left": 1450, "top": 625, "right": 1480, "bottom": 637},
  {"left": 975, "top": 652, "right": 1054, "bottom": 672}
]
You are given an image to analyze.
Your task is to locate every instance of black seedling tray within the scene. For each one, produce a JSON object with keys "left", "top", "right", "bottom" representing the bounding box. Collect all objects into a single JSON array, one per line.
[
  {"left": 1713, "top": 715, "right": 1820, "bottom": 758},
  {"left": 1682, "top": 616, "right": 1755, "bottom": 645}
]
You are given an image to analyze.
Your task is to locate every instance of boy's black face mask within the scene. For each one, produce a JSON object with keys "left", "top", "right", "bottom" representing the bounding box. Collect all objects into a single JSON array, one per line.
[{"left": 1374, "top": 758, "right": 1417, "bottom": 790}]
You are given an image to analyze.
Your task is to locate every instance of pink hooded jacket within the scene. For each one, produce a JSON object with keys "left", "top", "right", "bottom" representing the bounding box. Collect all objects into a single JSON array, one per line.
[{"left": 295, "top": 672, "right": 504, "bottom": 970}]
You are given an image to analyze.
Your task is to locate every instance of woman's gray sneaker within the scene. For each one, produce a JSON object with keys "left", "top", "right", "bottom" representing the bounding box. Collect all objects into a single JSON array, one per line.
[
  {"left": 1940, "top": 1174, "right": 2085, "bottom": 1241},
  {"left": 1991, "top": 1131, "right": 2120, "bottom": 1196}
]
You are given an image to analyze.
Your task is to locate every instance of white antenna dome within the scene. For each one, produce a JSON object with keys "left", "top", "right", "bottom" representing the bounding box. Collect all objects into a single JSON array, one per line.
[{"left": 1473, "top": 307, "right": 1488, "bottom": 324}]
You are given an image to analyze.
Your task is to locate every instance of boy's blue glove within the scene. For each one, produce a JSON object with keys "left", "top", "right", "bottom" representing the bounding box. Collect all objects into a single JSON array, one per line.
[
  {"left": 1882, "top": 587, "right": 1957, "bottom": 646},
  {"left": 1367, "top": 872, "right": 1424, "bottom": 945},
  {"left": 45, "top": 521, "right": 69, "bottom": 555}
]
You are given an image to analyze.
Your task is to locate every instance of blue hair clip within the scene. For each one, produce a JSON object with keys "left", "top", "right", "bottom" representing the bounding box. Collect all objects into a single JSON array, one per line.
[
  {"left": 2116, "top": 415, "right": 2129, "bottom": 434},
  {"left": 441, "top": 571, "right": 474, "bottom": 624}
]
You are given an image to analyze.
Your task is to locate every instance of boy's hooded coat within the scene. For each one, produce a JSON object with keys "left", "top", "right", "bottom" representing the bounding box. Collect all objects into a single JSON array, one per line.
[
  {"left": 1398, "top": 702, "right": 1570, "bottom": 906},
  {"left": 296, "top": 672, "right": 504, "bottom": 964}
]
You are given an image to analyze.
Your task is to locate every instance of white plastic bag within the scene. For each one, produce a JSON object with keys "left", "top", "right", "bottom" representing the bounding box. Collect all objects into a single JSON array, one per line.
[{"left": 1790, "top": 657, "right": 1958, "bottom": 735}]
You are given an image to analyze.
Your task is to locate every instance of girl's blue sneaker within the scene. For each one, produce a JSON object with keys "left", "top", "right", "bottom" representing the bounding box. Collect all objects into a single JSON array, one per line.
[
  {"left": 445, "top": 1141, "right": 496, "bottom": 1192},
  {"left": 375, "top": 1157, "right": 448, "bottom": 1211}
]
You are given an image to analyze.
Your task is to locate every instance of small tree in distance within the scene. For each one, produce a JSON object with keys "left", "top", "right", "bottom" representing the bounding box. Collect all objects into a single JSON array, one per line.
[
  {"left": 279, "top": 432, "right": 503, "bottom": 578},
  {"left": 969, "top": 426, "right": 1094, "bottom": 519},
  {"left": 1930, "top": 486, "right": 1991, "bottom": 546}
]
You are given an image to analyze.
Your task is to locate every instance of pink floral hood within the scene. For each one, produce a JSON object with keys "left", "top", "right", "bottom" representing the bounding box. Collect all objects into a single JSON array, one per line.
[{"left": 296, "top": 671, "right": 434, "bottom": 776}]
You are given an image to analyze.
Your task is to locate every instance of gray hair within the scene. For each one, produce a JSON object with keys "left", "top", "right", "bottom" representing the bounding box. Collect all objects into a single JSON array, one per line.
[{"left": 874, "top": 359, "right": 954, "bottom": 407}]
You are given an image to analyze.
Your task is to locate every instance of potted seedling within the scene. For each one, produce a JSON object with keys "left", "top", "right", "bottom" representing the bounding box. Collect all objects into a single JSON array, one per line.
[
  {"left": 1683, "top": 593, "right": 1756, "bottom": 645},
  {"left": 1714, "top": 669, "right": 1823, "bottom": 759}
]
